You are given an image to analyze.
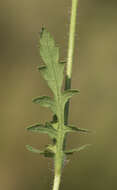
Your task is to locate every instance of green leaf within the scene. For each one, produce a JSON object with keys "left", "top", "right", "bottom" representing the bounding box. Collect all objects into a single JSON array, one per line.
[
  {"left": 27, "top": 123, "right": 57, "bottom": 139},
  {"left": 62, "top": 89, "right": 80, "bottom": 105},
  {"left": 26, "top": 145, "right": 54, "bottom": 157},
  {"left": 26, "top": 145, "right": 44, "bottom": 154},
  {"left": 65, "top": 144, "right": 91, "bottom": 155},
  {"left": 26, "top": 28, "right": 91, "bottom": 163},
  {"left": 64, "top": 125, "right": 91, "bottom": 134},
  {"left": 39, "top": 28, "right": 65, "bottom": 95},
  {"left": 32, "top": 96, "right": 56, "bottom": 114}
]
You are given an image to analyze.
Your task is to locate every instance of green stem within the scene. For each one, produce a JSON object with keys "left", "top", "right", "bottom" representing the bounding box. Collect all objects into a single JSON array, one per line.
[
  {"left": 52, "top": 173, "right": 61, "bottom": 190},
  {"left": 52, "top": 1, "right": 78, "bottom": 190},
  {"left": 64, "top": 0, "right": 79, "bottom": 125},
  {"left": 52, "top": 93, "right": 64, "bottom": 190},
  {"left": 66, "top": 0, "right": 79, "bottom": 79},
  {"left": 52, "top": 134, "right": 64, "bottom": 190}
]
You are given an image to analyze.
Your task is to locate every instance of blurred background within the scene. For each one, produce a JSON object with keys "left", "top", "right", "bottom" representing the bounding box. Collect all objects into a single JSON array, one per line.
[{"left": 0, "top": 0, "right": 117, "bottom": 189}]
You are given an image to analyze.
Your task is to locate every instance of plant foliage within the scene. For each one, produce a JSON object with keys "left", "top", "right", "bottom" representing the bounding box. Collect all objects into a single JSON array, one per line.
[{"left": 26, "top": 28, "right": 90, "bottom": 164}]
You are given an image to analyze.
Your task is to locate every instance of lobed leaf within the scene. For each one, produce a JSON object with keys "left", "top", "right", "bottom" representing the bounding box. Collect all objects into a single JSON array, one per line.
[{"left": 26, "top": 28, "right": 91, "bottom": 162}]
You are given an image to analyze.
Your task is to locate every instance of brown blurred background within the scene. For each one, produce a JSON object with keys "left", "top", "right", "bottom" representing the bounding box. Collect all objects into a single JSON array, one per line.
[{"left": 0, "top": 0, "right": 117, "bottom": 189}]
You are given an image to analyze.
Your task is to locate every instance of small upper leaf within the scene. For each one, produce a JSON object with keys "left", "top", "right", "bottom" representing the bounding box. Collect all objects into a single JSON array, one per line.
[{"left": 39, "top": 28, "right": 65, "bottom": 95}]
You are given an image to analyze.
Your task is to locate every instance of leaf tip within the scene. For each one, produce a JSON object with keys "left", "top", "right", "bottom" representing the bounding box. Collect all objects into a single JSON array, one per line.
[{"left": 40, "top": 25, "right": 46, "bottom": 37}]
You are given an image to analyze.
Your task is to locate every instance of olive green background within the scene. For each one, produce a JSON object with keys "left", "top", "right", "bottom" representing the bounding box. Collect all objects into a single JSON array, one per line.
[{"left": 0, "top": 0, "right": 117, "bottom": 189}]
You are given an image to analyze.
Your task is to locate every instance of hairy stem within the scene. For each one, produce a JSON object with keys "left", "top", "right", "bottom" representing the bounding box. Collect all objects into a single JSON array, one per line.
[{"left": 64, "top": 0, "right": 79, "bottom": 125}]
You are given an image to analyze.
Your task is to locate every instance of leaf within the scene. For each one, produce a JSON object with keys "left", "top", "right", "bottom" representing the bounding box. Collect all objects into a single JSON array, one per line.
[
  {"left": 64, "top": 125, "right": 91, "bottom": 134},
  {"left": 32, "top": 96, "right": 56, "bottom": 114},
  {"left": 26, "top": 145, "right": 44, "bottom": 154},
  {"left": 39, "top": 28, "right": 65, "bottom": 95},
  {"left": 65, "top": 144, "right": 91, "bottom": 155},
  {"left": 27, "top": 123, "right": 57, "bottom": 139},
  {"left": 62, "top": 89, "right": 80, "bottom": 105},
  {"left": 26, "top": 28, "right": 91, "bottom": 162},
  {"left": 26, "top": 145, "right": 54, "bottom": 157}
]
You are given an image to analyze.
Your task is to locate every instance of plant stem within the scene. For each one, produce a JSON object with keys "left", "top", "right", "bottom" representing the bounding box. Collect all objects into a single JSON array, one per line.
[
  {"left": 52, "top": 1, "right": 78, "bottom": 190},
  {"left": 52, "top": 173, "right": 61, "bottom": 190},
  {"left": 64, "top": 0, "right": 79, "bottom": 125}
]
